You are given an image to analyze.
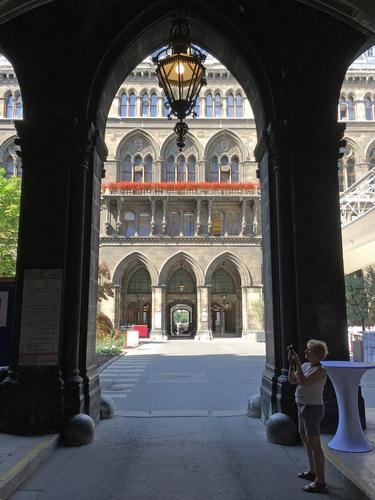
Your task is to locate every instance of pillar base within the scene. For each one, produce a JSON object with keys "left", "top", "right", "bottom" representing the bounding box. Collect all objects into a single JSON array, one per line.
[
  {"left": 0, "top": 376, "right": 63, "bottom": 435},
  {"left": 195, "top": 330, "right": 211, "bottom": 341},
  {"left": 260, "top": 366, "right": 297, "bottom": 425},
  {"left": 149, "top": 330, "right": 165, "bottom": 342}
]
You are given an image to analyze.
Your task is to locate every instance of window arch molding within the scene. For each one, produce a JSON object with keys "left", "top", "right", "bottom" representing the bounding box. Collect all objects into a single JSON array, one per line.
[
  {"left": 160, "top": 131, "right": 203, "bottom": 164},
  {"left": 204, "top": 130, "right": 248, "bottom": 160},
  {"left": 116, "top": 129, "right": 159, "bottom": 161}
]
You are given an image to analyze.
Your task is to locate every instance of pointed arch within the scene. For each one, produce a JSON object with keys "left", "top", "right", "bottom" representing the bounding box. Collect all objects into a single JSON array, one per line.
[
  {"left": 112, "top": 251, "right": 158, "bottom": 287},
  {"left": 160, "top": 131, "right": 203, "bottom": 160},
  {"left": 115, "top": 128, "right": 159, "bottom": 159},
  {"left": 158, "top": 251, "right": 204, "bottom": 287},
  {"left": 205, "top": 252, "right": 253, "bottom": 286},
  {"left": 204, "top": 129, "right": 248, "bottom": 159}
]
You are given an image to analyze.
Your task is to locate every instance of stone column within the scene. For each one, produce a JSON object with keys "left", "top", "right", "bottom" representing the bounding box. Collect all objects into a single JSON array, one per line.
[
  {"left": 196, "top": 286, "right": 210, "bottom": 340},
  {"left": 207, "top": 199, "right": 213, "bottom": 235},
  {"left": 252, "top": 198, "right": 261, "bottom": 236},
  {"left": 195, "top": 199, "right": 201, "bottom": 236},
  {"left": 154, "top": 159, "right": 163, "bottom": 182},
  {"left": 179, "top": 210, "right": 184, "bottom": 236},
  {"left": 162, "top": 199, "right": 168, "bottom": 235},
  {"left": 150, "top": 198, "right": 157, "bottom": 235},
  {"left": 150, "top": 286, "right": 164, "bottom": 340},
  {"left": 240, "top": 198, "right": 247, "bottom": 236},
  {"left": 201, "top": 97, "right": 206, "bottom": 117},
  {"left": 157, "top": 96, "right": 164, "bottom": 117},
  {"left": 136, "top": 96, "right": 141, "bottom": 117},
  {"left": 116, "top": 198, "right": 122, "bottom": 234},
  {"left": 197, "top": 159, "right": 207, "bottom": 182},
  {"left": 242, "top": 285, "right": 263, "bottom": 341},
  {"left": 222, "top": 96, "right": 227, "bottom": 117}
]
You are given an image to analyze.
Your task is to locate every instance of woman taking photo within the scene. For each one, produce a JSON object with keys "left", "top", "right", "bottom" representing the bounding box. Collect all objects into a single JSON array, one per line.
[{"left": 288, "top": 339, "right": 328, "bottom": 493}]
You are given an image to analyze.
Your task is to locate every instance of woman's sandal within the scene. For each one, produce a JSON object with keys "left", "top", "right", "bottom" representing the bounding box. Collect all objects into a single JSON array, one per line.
[
  {"left": 302, "top": 482, "right": 328, "bottom": 493},
  {"left": 298, "top": 472, "right": 316, "bottom": 481}
]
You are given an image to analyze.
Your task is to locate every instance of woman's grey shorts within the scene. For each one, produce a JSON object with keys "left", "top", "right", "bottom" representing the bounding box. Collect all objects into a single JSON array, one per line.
[{"left": 297, "top": 404, "right": 325, "bottom": 437}]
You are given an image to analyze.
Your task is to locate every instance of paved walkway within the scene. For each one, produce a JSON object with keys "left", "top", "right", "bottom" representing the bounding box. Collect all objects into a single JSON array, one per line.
[{"left": 1, "top": 339, "right": 375, "bottom": 499}]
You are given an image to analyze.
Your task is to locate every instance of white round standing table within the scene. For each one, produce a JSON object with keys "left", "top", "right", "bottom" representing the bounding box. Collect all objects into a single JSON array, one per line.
[{"left": 322, "top": 361, "right": 375, "bottom": 452}]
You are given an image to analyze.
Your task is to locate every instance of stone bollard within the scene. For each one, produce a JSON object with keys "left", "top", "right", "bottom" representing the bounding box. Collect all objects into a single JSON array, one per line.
[
  {"left": 62, "top": 413, "right": 95, "bottom": 446},
  {"left": 100, "top": 395, "right": 115, "bottom": 419},
  {"left": 266, "top": 412, "right": 297, "bottom": 445},
  {"left": 247, "top": 394, "right": 261, "bottom": 418}
]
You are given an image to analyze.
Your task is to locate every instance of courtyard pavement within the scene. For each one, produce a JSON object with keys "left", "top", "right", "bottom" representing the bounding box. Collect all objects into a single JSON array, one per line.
[{"left": 1, "top": 338, "right": 375, "bottom": 499}]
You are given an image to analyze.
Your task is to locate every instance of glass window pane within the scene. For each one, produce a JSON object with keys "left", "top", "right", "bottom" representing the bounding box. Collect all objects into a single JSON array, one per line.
[
  {"left": 138, "top": 213, "right": 151, "bottom": 236},
  {"left": 194, "top": 96, "right": 200, "bottom": 117},
  {"left": 212, "top": 212, "right": 224, "bottom": 236},
  {"left": 347, "top": 159, "right": 356, "bottom": 186},
  {"left": 15, "top": 95, "right": 22, "bottom": 118},
  {"left": 229, "top": 212, "right": 240, "bottom": 235},
  {"left": 236, "top": 94, "right": 243, "bottom": 117},
  {"left": 210, "top": 156, "right": 219, "bottom": 182},
  {"left": 166, "top": 156, "right": 175, "bottom": 182},
  {"left": 206, "top": 94, "right": 213, "bottom": 117},
  {"left": 188, "top": 156, "right": 196, "bottom": 182},
  {"left": 348, "top": 97, "right": 355, "bottom": 120},
  {"left": 168, "top": 268, "right": 194, "bottom": 293},
  {"left": 215, "top": 94, "right": 221, "bottom": 117},
  {"left": 365, "top": 97, "right": 372, "bottom": 120},
  {"left": 177, "top": 156, "right": 185, "bottom": 182},
  {"left": 142, "top": 93, "right": 149, "bottom": 117},
  {"left": 338, "top": 160, "right": 345, "bottom": 192},
  {"left": 151, "top": 93, "right": 157, "bottom": 117},
  {"left": 211, "top": 268, "right": 235, "bottom": 293},
  {"left": 231, "top": 156, "right": 239, "bottom": 182},
  {"left": 119, "top": 155, "right": 132, "bottom": 181},
  {"left": 120, "top": 93, "right": 127, "bottom": 117},
  {"left": 183, "top": 213, "right": 194, "bottom": 236},
  {"left": 124, "top": 211, "right": 136, "bottom": 236},
  {"left": 163, "top": 96, "right": 169, "bottom": 117},
  {"left": 227, "top": 94, "right": 234, "bottom": 117},
  {"left": 6, "top": 95, "right": 14, "bottom": 118},
  {"left": 144, "top": 155, "right": 153, "bottom": 182},
  {"left": 129, "top": 93, "right": 136, "bottom": 116},
  {"left": 168, "top": 212, "right": 179, "bottom": 236},
  {"left": 128, "top": 268, "right": 151, "bottom": 293}
]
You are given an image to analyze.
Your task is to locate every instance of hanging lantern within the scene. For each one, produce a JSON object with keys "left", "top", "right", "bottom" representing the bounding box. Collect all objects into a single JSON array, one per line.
[{"left": 153, "top": 11, "right": 207, "bottom": 151}]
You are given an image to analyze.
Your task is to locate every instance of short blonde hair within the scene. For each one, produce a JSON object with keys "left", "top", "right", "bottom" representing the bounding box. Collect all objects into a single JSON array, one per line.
[{"left": 307, "top": 339, "right": 328, "bottom": 360}]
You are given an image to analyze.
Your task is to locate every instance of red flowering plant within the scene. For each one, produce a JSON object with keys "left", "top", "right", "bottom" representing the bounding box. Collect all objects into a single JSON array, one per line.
[{"left": 101, "top": 181, "right": 260, "bottom": 193}]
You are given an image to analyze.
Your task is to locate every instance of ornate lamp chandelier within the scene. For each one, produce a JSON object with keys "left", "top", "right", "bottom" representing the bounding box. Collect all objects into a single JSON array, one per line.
[{"left": 153, "top": 11, "right": 207, "bottom": 151}]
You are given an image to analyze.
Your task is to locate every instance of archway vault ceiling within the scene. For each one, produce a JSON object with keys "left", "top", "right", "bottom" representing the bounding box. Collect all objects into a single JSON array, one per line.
[{"left": 0, "top": 0, "right": 374, "bottom": 36}]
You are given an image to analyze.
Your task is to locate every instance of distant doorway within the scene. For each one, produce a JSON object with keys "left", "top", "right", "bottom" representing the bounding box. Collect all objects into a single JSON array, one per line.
[{"left": 170, "top": 304, "right": 193, "bottom": 336}]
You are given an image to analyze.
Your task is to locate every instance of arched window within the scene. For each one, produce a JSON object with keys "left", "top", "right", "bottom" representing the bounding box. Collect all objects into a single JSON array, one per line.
[
  {"left": 365, "top": 96, "right": 373, "bottom": 120},
  {"left": 177, "top": 155, "right": 185, "bottom": 182},
  {"left": 4, "top": 155, "right": 14, "bottom": 178},
  {"left": 220, "top": 155, "right": 230, "bottom": 183},
  {"left": 235, "top": 94, "right": 243, "bottom": 117},
  {"left": 212, "top": 212, "right": 225, "bottom": 236},
  {"left": 142, "top": 93, "right": 149, "bottom": 117},
  {"left": 215, "top": 93, "right": 221, "bottom": 117},
  {"left": 163, "top": 96, "right": 169, "bottom": 117},
  {"left": 339, "top": 97, "right": 347, "bottom": 120},
  {"left": 124, "top": 211, "right": 136, "bottom": 236},
  {"left": 194, "top": 96, "right": 200, "bottom": 117},
  {"left": 15, "top": 95, "right": 22, "bottom": 118},
  {"left": 209, "top": 156, "right": 219, "bottom": 182},
  {"left": 187, "top": 156, "right": 196, "bottom": 182},
  {"left": 166, "top": 156, "right": 175, "bottom": 182},
  {"left": 150, "top": 93, "right": 157, "bottom": 117},
  {"left": 346, "top": 159, "right": 356, "bottom": 187},
  {"left": 206, "top": 93, "right": 213, "bottom": 117},
  {"left": 227, "top": 94, "right": 234, "bottom": 117},
  {"left": 231, "top": 156, "right": 240, "bottom": 182},
  {"left": 348, "top": 96, "right": 355, "bottom": 120},
  {"left": 168, "top": 211, "right": 179, "bottom": 236},
  {"left": 168, "top": 268, "right": 195, "bottom": 293},
  {"left": 228, "top": 212, "right": 240, "bottom": 235},
  {"left": 133, "top": 155, "right": 143, "bottom": 182},
  {"left": 6, "top": 94, "right": 14, "bottom": 118},
  {"left": 144, "top": 155, "right": 153, "bottom": 182},
  {"left": 211, "top": 268, "right": 235, "bottom": 293},
  {"left": 120, "top": 93, "right": 127, "bottom": 117},
  {"left": 138, "top": 213, "right": 151, "bottom": 236},
  {"left": 119, "top": 155, "right": 132, "bottom": 181},
  {"left": 129, "top": 93, "right": 136, "bottom": 117},
  {"left": 183, "top": 213, "right": 194, "bottom": 236},
  {"left": 128, "top": 268, "right": 151, "bottom": 293}
]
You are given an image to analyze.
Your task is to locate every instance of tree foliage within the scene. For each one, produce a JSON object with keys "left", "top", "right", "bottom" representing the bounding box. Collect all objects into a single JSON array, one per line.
[
  {"left": 345, "top": 266, "right": 375, "bottom": 330},
  {"left": 0, "top": 168, "right": 21, "bottom": 276}
]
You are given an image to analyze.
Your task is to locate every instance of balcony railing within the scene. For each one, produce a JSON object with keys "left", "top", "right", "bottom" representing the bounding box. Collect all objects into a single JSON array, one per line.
[{"left": 101, "top": 181, "right": 260, "bottom": 197}]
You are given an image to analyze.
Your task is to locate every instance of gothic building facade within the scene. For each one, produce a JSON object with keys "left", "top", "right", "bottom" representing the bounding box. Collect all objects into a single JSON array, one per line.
[{"left": 1, "top": 50, "right": 375, "bottom": 340}]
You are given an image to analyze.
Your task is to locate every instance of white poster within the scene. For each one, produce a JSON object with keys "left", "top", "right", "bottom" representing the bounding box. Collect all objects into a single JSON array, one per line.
[
  {"left": 0, "top": 291, "right": 9, "bottom": 327},
  {"left": 155, "top": 311, "right": 162, "bottom": 329},
  {"left": 19, "top": 269, "right": 63, "bottom": 366}
]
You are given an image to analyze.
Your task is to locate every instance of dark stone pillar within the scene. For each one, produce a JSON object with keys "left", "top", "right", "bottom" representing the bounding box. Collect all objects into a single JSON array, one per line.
[{"left": 255, "top": 120, "right": 359, "bottom": 433}]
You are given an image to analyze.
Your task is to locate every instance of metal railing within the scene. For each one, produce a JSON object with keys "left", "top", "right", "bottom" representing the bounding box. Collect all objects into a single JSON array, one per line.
[{"left": 340, "top": 166, "right": 375, "bottom": 227}]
